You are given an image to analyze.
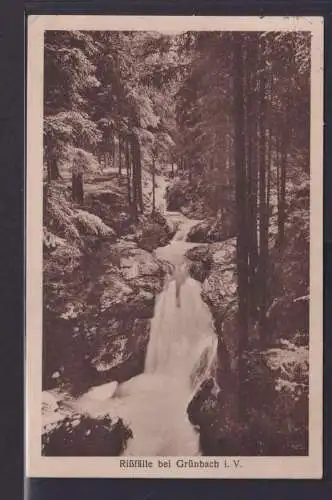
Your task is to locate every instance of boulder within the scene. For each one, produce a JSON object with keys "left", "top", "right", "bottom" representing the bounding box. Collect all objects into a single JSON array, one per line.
[
  {"left": 187, "top": 217, "right": 236, "bottom": 243},
  {"left": 117, "top": 243, "right": 170, "bottom": 292},
  {"left": 43, "top": 237, "right": 170, "bottom": 396},
  {"left": 42, "top": 391, "right": 132, "bottom": 456},
  {"left": 135, "top": 222, "right": 170, "bottom": 252},
  {"left": 210, "top": 238, "right": 236, "bottom": 266},
  {"left": 201, "top": 240, "right": 237, "bottom": 317},
  {"left": 91, "top": 318, "right": 151, "bottom": 384},
  {"left": 186, "top": 244, "right": 212, "bottom": 282},
  {"left": 84, "top": 190, "right": 132, "bottom": 235},
  {"left": 98, "top": 275, "right": 135, "bottom": 313},
  {"left": 186, "top": 244, "right": 211, "bottom": 264},
  {"left": 188, "top": 261, "right": 209, "bottom": 282},
  {"left": 166, "top": 179, "right": 191, "bottom": 212},
  {"left": 150, "top": 210, "right": 178, "bottom": 238}
]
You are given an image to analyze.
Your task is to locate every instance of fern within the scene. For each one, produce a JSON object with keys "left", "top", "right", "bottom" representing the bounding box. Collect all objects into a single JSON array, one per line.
[
  {"left": 74, "top": 209, "right": 115, "bottom": 238},
  {"left": 45, "top": 181, "right": 116, "bottom": 245},
  {"left": 66, "top": 147, "right": 101, "bottom": 174},
  {"left": 48, "top": 195, "right": 80, "bottom": 241}
]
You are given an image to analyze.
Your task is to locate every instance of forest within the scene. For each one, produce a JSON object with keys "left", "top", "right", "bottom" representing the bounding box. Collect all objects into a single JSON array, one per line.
[{"left": 42, "top": 29, "right": 310, "bottom": 457}]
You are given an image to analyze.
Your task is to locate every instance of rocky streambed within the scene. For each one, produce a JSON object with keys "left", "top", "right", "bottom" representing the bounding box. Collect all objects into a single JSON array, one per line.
[
  {"left": 184, "top": 234, "right": 309, "bottom": 456},
  {"left": 42, "top": 233, "right": 176, "bottom": 455},
  {"left": 42, "top": 179, "right": 309, "bottom": 457}
]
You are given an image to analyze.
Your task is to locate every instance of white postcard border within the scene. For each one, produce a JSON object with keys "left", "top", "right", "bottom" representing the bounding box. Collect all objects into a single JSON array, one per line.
[{"left": 26, "top": 15, "right": 324, "bottom": 479}]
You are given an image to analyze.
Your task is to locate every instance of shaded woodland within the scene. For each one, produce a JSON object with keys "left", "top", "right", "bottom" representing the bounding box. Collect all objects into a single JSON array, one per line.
[{"left": 43, "top": 30, "right": 310, "bottom": 456}]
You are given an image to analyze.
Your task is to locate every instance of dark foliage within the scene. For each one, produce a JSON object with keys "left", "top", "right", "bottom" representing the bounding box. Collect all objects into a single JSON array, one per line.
[{"left": 42, "top": 29, "right": 310, "bottom": 457}]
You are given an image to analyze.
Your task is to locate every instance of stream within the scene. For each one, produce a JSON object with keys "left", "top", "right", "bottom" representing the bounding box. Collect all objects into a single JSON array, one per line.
[
  {"left": 44, "top": 178, "right": 218, "bottom": 456},
  {"left": 72, "top": 211, "right": 217, "bottom": 456}
]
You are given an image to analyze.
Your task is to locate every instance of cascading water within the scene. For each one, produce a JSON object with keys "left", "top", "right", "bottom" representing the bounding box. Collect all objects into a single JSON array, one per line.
[
  {"left": 145, "top": 220, "right": 217, "bottom": 398},
  {"left": 107, "top": 218, "right": 218, "bottom": 456},
  {"left": 62, "top": 186, "right": 218, "bottom": 456}
]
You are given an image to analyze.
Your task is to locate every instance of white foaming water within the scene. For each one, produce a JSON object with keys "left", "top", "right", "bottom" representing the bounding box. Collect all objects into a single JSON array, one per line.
[
  {"left": 145, "top": 277, "right": 216, "bottom": 393},
  {"left": 65, "top": 213, "right": 217, "bottom": 456}
]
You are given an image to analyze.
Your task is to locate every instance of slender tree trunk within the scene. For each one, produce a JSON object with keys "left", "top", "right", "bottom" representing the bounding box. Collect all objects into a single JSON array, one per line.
[
  {"left": 258, "top": 38, "right": 268, "bottom": 345},
  {"left": 118, "top": 135, "right": 122, "bottom": 176},
  {"left": 266, "top": 72, "right": 274, "bottom": 217},
  {"left": 225, "top": 133, "right": 229, "bottom": 175},
  {"left": 243, "top": 43, "right": 249, "bottom": 191},
  {"left": 131, "top": 136, "right": 138, "bottom": 221},
  {"left": 225, "top": 132, "right": 232, "bottom": 186},
  {"left": 278, "top": 128, "right": 287, "bottom": 248},
  {"left": 112, "top": 135, "right": 116, "bottom": 169},
  {"left": 188, "top": 162, "right": 192, "bottom": 182},
  {"left": 77, "top": 173, "right": 84, "bottom": 204},
  {"left": 131, "top": 134, "right": 143, "bottom": 218},
  {"left": 266, "top": 127, "right": 272, "bottom": 215},
  {"left": 45, "top": 137, "right": 60, "bottom": 182},
  {"left": 72, "top": 172, "right": 76, "bottom": 202},
  {"left": 136, "top": 140, "right": 144, "bottom": 212},
  {"left": 276, "top": 136, "right": 281, "bottom": 217},
  {"left": 47, "top": 162, "right": 52, "bottom": 184},
  {"left": 48, "top": 157, "right": 60, "bottom": 182},
  {"left": 72, "top": 172, "right": 84, "bottom": 204},
  {"left": 246, "top": 38, "right": 259, "bottom": 322},
  {"left": 125, "top": 138, "right": 132, "bottom": 208},
  {"left": 43, "top": 183, "right": 49, "bottom": 222},
  {"left": 233, "top": 34, "right": 249, "bottom": 365},
  {"left": 152, "top": 155, "right": 156, "bottom": 214}
]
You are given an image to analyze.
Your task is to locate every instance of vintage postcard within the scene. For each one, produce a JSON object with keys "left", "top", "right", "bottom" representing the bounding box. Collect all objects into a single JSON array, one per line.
[{"left": 26, "top": 15, "right": 323, "bottom": 478}]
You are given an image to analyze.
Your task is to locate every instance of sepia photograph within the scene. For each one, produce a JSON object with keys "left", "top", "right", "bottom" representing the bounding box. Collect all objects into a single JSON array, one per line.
[{"left": 26, "top": 16, "right": 323, "bottom": 478}]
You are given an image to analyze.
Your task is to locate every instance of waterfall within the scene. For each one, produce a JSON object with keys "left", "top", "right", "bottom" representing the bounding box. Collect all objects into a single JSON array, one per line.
[
  {"left": 69, "top": 213, "right": 217, "bottom": 456},
  {"left": 144, "top": 275, "right": 217, "bottom": 396},
  {"left": 113, "top": 217, "right": 217, "bottom": 456},
  {"left": 146, "top": 216, "right": 217, "bottom": 396}
]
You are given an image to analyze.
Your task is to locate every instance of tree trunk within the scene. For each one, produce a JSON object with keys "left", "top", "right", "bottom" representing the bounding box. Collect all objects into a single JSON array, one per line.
[
  {"left": 179, "top": 157, "right": 183, "bottom": 175},
  {"left": 246, "top": 37, "right": 259, "bottom": 322},
  {"left": 152, "top": 155, "right": 156, "bottom": 214},
  {"left": 276, "top": 136, "right": 281, "bottom": 219},
  {"left": 131, "top": 136, "right": 138, "bottom": 221},
  {"left": 266, "top": 127, "right": 272, "bottom": 215},
  {"left": 233, "top": 34, "right": 249, "bottom": 364},
  {"left": 72, "top": 172, "right": 84, "bottom": 204},
  {"left": 98, "top": 153, "right": 103, "bottom": 170},
  {"left": 258, "top": 37, "right": 268, "bottom": 345},
  {"left": 187, "top": 159, "right": 192, "bottom": 182},
  {"left": 225, "top": 132, "right": 232, "bottom": 186},
  {"left": 48, "top": 157, "right": 60, "bottom": 182},
  {"left": 131, "top": 134, "right": 143, "bottom": 219},
  {"left": 266, "top": 72, "right": 274, "bottom": 217},
  {"left": 136, "top": 139, "right": 144, "bottom": 212},
  {"left": 118, "top": 135, "right": 122, "bottom": 176},
  {"left": 278, "top": 128, "right": 287, "bottom": 248},
  {"left": 112, "top": 135, "right": 116, "bottom": 169},
  {"left": 125, "top": 138, "right": 132, "bottom": 208},
  {"left": 47, "top": 162, "right": 51, "bottom": 184},
  {"left": 43, "top": 183, "right": 49, "bottom": 222}
]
